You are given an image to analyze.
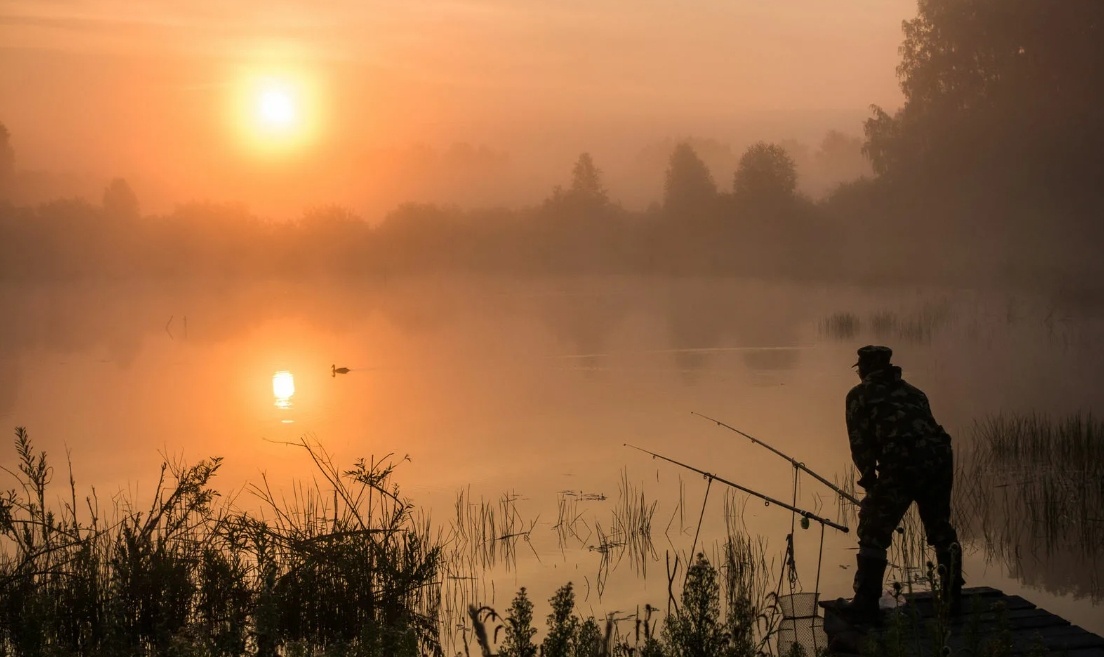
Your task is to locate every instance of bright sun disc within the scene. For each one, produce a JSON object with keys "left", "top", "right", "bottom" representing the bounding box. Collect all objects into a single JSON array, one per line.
[
  {"left": 232, "top": 70, "right": 321, "bottom": 154},
  {"left": 258, "top": 88, "right": 297, "bottom": 128}
]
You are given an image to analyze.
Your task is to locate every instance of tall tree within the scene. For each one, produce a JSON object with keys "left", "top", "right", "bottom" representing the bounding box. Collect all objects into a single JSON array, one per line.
[
  {"left": 102, "top": 177, "right": 140, "bottom": 221},
  {"left": 545, "top": 152, "right": 609, "bottom": 213},
  {"left": 814, "top": 131, "right": 871, "bottom": 185},
  {"left": 732, "top": 142, "right": 798, "bottom": 205},
  {"left": 663, "top": 142, "right": 717, "bottom": 219},
  {"left": 864, "top": 0, "right": 1104, "bottom": 201},
  {"left": 568, "top": 153, "right": 607, "bottom": 206}
]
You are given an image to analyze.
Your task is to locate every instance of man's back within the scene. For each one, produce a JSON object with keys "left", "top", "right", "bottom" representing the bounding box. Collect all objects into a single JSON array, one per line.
[{"left": 847, "top": 366, "right": 951, "bottom": 474}]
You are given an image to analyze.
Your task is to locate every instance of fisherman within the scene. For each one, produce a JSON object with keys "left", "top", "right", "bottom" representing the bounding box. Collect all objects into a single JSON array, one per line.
[{"left": 841, "top": 345, "right": 964, "bottom": 624}]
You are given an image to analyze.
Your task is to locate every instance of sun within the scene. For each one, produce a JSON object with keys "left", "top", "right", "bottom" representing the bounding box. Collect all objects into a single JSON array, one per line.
[
  {"left": 231, "top": 70, "right": 321, "bottom": 154},
  {"left": 257, "top": 86, "right": 298, "bottom": 130}
]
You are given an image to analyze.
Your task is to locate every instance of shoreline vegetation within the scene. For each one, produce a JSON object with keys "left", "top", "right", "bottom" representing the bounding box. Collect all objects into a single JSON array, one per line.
[
  {"left": 0, "top": 179, "right": 1101, "bottom": 297},
  {"left": 3, "top": 411, "right": 1101, "bottom": 656}
]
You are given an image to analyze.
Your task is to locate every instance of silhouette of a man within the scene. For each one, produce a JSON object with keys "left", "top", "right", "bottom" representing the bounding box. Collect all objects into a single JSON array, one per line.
[{"left": 841, "top": 345, "right": 964, "bottom": 624}]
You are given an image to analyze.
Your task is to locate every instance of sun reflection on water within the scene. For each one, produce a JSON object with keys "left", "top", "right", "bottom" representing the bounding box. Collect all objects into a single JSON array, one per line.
[{"left": 272, "top": 370, "right": 295, "bottom": 414}]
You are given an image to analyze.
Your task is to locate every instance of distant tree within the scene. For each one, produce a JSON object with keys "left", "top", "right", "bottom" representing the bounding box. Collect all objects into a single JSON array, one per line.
[
  {"left": 545, "top": 152, "right": 609, "bottom": 213},
  {"left": 663, "top": 142, "right": 717, "bottom": 219},
  {"left": 300, "top": 204, "right": 360, "bottom": 228},
  {"left": 568, "top": 153, "right": 608, "bottom": 206},
  {"left": 862, "top": 105, "right": 904, "bottom": 177},
  {"left": 102, "top": 177, "right": 140, "bottom": 220},
  {"left": 732, "top": 142, "right": 798, "bottom": 204},
  {"left": 814, "top": 130, "right": 871, "bottom": 184}
]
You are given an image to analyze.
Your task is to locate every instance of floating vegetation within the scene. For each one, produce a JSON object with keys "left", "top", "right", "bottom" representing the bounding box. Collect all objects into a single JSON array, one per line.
[
  {"left": 552, "top": 489, "right": 606, "bottom": 551},
  {"left": 818, "top": 298, "right": 955, "bottom": 345},
  {"left": 869, "top": 310, "right": 897, "bottom": 339},
  {"left": 438, "top": 485, "right": 541, "bottom": 645},
  {"left": 612, "top": 468, "right": 658, "bottom": 578},
  {"left": 818, "top": 311, "right": 861, "bottom": 340},
  {"left": 893, "top": 299, "right": 953, "bottom": 344},
  {"left": 449, "top": 487, "right": 536, "bottom": 573}
]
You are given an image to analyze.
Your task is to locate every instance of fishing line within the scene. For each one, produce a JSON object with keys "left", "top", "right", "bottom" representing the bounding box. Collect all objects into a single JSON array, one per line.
[
  {"left": 812, "top": 520, "right": 827, "bottom": 655},
  {"left": 789, "top": 465, "right": 800, "bottom": 589},
  {"left": 782, "top": 465, "right": 802, "bottom": 651},
  {"left": 770, "top": 459, "right": 830, "bottom": 656}
]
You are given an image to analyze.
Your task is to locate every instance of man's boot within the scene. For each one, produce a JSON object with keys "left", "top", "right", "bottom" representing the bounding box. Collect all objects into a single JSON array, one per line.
[
  {"left": 936, "top": 543, "right": 965, "bottom": 615},
  {"left": 838, "top": 555, "right": 887, "bottom": 627}
]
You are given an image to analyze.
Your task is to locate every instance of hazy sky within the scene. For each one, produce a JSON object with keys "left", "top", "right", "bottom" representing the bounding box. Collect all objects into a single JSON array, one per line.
[{"left": 0, "top": 0, "right": 916, "bottom": 217}]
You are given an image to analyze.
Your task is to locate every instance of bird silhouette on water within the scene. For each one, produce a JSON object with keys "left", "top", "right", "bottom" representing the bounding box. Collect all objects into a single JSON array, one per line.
[{"left": 332, "top": 364, "right": 350, "bottom": 377}]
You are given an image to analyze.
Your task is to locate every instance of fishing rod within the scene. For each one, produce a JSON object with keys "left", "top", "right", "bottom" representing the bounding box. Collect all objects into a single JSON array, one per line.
[
  {"left": 692, "top": 412, "right": 861, "bottom": 506},
  {"left": 624, "top": 443, "right": 849, "bottom": 534},
  {"left": 693, "top": 413, "right": 905, "bottom": 535}
]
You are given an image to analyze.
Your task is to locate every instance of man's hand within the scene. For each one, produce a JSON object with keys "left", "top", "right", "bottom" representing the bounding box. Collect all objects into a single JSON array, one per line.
[{"left": 857, "top": 471, "right": 878, "bottom": 491}]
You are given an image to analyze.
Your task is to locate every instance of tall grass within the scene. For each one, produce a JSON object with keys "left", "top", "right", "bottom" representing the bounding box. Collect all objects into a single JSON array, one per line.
[
  {"left": 0, "top": 428, "right": 443, "bottom": 657},
  {"left": 955, "top": 412, "right": 1103, "bottom": 600}
]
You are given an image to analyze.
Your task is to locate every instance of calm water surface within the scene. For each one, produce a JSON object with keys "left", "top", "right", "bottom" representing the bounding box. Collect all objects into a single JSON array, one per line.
[{"left": 2, "top": 275, "right": 1102, "bottom": 639}]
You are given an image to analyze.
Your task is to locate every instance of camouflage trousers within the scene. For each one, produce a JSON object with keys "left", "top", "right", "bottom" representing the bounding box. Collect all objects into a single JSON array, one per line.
[{"left": 856, "top": 446, "right": 958, "bottom": 562}]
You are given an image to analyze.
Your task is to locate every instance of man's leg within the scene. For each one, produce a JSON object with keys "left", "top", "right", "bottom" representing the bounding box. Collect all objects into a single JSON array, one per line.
[
  {"left": 916, "top": 454, "right": 963, "bottom": 612},
  {"left": 846, "top": 480, "right": 912, "bottom": 624}
]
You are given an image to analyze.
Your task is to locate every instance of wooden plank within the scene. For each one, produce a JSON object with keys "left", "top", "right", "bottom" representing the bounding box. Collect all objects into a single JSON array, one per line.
[
  {"left": 897, "top": 588, "right": 1036, "bottom": 619},
  {"left": 1055, "top": 648, "right": 1104, "bottom": 657},
  {"left": 997, "top": 608, "right": 1070, "bottom": 630},
  {"left": 906, "top": 585, "right": 1005, "bottom": 600},
  {"left": 1020, "top": 625, "right": 1104, "bottom": 650},
  {"left": 821, "top": 587, "right": 1104, "bottom": 656}
]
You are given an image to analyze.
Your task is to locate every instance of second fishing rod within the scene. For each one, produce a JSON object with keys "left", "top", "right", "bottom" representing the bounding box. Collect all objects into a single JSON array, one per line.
[{"left": 624, "top": 443, "right": 849, "bottom": 533}]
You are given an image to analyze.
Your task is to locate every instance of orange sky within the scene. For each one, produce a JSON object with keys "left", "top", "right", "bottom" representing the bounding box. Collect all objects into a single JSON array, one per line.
[{"left": 0, "top": 0, "right": 915, "bottom": 219}]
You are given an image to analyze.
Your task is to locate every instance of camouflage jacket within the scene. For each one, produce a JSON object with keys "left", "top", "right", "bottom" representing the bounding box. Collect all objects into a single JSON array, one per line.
[{"left": 845, "top": 366, "right": 951, "bottom": 484}]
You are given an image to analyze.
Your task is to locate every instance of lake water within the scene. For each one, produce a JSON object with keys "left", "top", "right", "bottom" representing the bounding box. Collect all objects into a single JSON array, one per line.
[{"left": 2, "top": 275, "right": 1102, "bottom": 643}]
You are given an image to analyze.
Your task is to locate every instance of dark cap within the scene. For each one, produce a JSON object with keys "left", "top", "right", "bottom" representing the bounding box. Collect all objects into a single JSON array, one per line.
[{"left": 853, "top": 345, "right": 893, "bottom": 368}]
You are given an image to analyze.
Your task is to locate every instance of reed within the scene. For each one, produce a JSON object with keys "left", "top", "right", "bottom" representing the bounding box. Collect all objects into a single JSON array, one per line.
[
  {"left": 955, "top": 412, "right": 1103, "bottom": 600},
  {"left": 611, "top": 468, "right": 658, "bottom": 579},
  {"left": 819, "top": 299, "right": 953, "bottom": 345},
  {"left": 0, "top": 428, "right": 444, "bottom": 657},
  {"left": 868, "top": 310, "right": 897, "bottom": 339},
  {"left": 817, "top": 312, "right": 861, "bottom": 340},
  {"left": 894, "top": 300, "right": 952, "bottom": 344}
]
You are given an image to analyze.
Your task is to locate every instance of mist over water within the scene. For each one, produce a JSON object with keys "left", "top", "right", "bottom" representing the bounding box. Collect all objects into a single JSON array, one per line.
[{"left": 3, "top": 275, "right": 1101, "bottom": 639}]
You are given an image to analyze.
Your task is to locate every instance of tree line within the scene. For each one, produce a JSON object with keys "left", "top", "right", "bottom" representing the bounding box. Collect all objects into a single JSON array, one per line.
[{"left": 0, "top": 0, "right": 1100, "bottom": 289}]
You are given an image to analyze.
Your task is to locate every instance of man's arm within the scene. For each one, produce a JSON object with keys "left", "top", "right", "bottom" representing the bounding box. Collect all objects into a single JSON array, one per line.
[{"left": 846, "top": 386, "right": 878, "bottom": 489}]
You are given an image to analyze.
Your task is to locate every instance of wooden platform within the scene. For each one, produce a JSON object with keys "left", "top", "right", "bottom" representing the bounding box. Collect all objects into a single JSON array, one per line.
[{"left": 819, "top": 586, "right": 1104, "bottom": 656}]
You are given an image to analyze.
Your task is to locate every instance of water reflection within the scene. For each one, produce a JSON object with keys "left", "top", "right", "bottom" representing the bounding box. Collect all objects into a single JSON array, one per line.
[{"left": 273, "top": 370, "right": 295, "bottom": 411}]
